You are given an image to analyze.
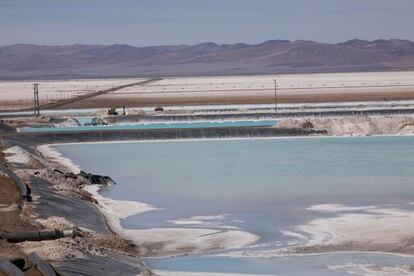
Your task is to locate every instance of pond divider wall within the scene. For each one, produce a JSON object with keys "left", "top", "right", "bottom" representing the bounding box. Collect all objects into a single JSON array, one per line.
[
  {"left": 112, "top": 107, "right": 414, "bottom": 123},
  {"left": 111, "top": 113, "right": 275, "bottom": 123},
  {"left": 11, "top": 127, "right": 327, "bottom": 145}
]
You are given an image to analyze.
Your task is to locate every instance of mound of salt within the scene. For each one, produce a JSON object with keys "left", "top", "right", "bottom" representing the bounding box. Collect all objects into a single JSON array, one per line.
[{"left": 4, "top": 146, "right": 32, "bottom": 164}]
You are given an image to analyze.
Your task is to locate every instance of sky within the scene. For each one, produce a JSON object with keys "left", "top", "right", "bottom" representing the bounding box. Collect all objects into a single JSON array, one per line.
[{"left": 1, "top": 0, "right": 414, "bottom": 46}]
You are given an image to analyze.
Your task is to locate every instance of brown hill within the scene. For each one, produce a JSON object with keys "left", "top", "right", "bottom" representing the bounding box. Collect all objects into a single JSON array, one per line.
[{"left": 1, "top": 39, "right": 414, "bottom": 79}]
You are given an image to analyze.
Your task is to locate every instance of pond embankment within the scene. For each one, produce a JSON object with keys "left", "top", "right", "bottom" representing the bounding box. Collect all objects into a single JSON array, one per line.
[{"left": 0, "top": 140, "right": 154, "bottom": 275}]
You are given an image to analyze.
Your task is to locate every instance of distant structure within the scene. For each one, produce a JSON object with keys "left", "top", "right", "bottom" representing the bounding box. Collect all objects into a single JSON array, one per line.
[{"left": 33, "top": 83, "right": 40, "bottom": 116}]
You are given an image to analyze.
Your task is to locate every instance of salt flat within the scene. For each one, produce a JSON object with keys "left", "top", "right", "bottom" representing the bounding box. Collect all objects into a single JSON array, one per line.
[
  {"left": 118, "top": 71, "right": 414, "bottom": 93},
  {"left": 60, "top": 71, "right": 414, "bottom": 108},
  {"left": 0, "top": 78, "right": 145, "bottom": 110},
  {"left": 2, "top": 72, "right": 414, "bottom": 110}
]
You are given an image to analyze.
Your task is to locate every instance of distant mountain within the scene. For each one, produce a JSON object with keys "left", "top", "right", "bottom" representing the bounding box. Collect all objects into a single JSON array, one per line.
[{"left": 1, "top": 39, "right": 414, "bottom": 79}]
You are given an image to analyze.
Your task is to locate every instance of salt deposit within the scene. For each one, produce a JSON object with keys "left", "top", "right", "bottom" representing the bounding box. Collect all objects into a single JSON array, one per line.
[
  {"left": 115, "top": 71, "right": 414, "bottom": 94},
  {"left": 83, "top": 185, "right": 159, "bottom": 220},
  {"left": 84, "top": 185, "right": 258, "bottom": 256},
  {"left": 153, "top": 270, "right": 274, "bottom": 276},
  {"left": 282, "top": 204, "right": 414, "bottom": 254},
  {"left": 0, "top": 78, "right": 145, "bottom": 101},
  {"left": 4, "top": 146, "right": 32, "bottom": 164},
  {"left": 0, "top": 78, "right": 145, "bottom": 110},
  {"left": 37, "top": 145, "right": 81, "bottom": 173},
  {"left": 329, "top": 263, "right": 414, "bottom": 276},
  {"left": 53, "top": 71, "right": 414, "bottom": 108},
  {"left": 307, "top": 204, "right": 378, "bottom": 213},
  {"left": 276, "top": 115, "right": 414, "bottom": 136},
  {"left": 167, "top": 214, "right": 241, "bottom": 229}
]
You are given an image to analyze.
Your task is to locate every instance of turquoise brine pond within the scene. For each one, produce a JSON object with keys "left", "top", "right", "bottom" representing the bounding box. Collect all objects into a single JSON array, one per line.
[
  {"left": 20, "top": 120, "right": 277, "bottom": 132},
  {"left": 54, "top": 136, "right": 414, "bottom": 275}
]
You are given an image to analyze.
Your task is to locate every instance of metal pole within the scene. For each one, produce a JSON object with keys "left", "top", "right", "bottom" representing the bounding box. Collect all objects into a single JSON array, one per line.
[
  {"left": 274, "top": 79, "right": 277, "bottom": 114},
  {"left": 33, "top": 84, "right": 37, "bottom": 116},
  {"left": 33, "top": 83, "right": 40, "bottom": 116}
]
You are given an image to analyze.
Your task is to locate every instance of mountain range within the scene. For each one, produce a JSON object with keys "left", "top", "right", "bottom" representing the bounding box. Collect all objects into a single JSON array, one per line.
[{"left": 1, "top": 39, "right": 414, "bottom": 79}]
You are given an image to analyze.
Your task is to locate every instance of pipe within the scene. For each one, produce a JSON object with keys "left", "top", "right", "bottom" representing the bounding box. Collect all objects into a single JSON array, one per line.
[{"left": 0, "top": 227, "right": 82, "bottom": 243}]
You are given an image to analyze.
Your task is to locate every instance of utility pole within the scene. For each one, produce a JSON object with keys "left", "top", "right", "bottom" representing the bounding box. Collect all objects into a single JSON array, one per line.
[
  {"left": 274, "top": 79, "right": 278, "bottom": 114},
  {"left": 33, "top": 83, "right": 40, "bottom": 116}
]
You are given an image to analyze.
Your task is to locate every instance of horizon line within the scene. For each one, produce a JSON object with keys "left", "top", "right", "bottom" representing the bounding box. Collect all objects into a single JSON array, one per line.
[{"left": 1, "top": 38, "right": 412, "bottom": 48}]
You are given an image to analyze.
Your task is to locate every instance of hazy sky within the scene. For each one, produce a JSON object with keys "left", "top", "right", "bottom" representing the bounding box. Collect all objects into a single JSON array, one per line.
[{"left": 1, "top": 0, "right": 414, "bottom": 46}]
